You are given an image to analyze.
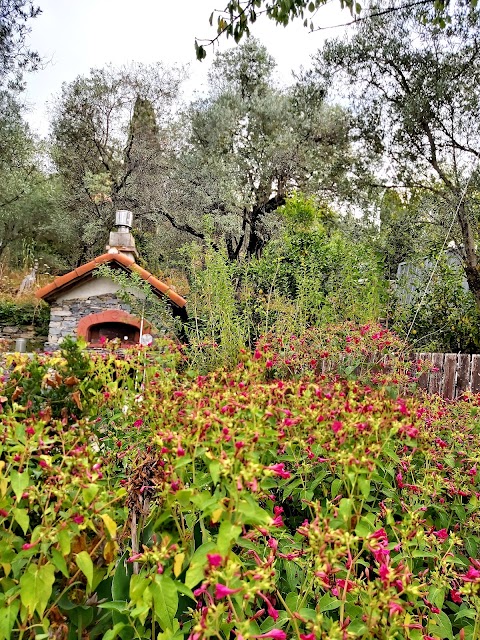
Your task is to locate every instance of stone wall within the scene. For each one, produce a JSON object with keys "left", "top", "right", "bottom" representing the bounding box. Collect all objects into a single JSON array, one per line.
[{"left": 47, "top": 294, "right": 131, "bottom": 349}]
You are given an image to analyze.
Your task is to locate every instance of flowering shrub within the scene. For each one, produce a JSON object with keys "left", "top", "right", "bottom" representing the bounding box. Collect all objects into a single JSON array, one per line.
[{"left": 0, "top": 330, "right": 479, "bottom": 639}]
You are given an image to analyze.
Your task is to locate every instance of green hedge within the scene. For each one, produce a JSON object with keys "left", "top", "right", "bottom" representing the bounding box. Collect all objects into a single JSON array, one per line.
[{"left": 0, "top": 299, "right": 50, "bottom": 335}]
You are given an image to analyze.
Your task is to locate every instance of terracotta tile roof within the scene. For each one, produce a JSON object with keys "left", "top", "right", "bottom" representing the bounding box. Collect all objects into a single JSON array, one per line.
[{"left": 35, "top": 253, "right": 187, "bottom": 308}]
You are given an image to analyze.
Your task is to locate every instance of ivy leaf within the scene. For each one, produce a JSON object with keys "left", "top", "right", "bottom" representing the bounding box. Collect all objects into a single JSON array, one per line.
[{"left": 20, "top": 563, "right": 55, "bottom": 617}]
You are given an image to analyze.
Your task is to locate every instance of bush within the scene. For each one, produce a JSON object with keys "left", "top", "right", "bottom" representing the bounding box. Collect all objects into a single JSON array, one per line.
[
  {"left": 0, "top": 333, "right": 479, "bottom": 639},
  {"left": 0, "top": 299, "right": 50, "bottom": 335}
]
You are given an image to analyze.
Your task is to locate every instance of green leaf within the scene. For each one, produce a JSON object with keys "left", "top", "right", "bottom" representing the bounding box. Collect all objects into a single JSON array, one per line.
[
  {"left": 20, "top": 563, "right": 55, "bottom": 617},
  {"left": 82, "top": 484, "right": 99, "bottom": 506},
  {"left": 237, "top": 498, "right": 271, "bottom": 526},
  {"left": 129, "top": 574, "right": 149, "bottom": 604},
  {"left": 58, "top": 529, "right": 71, "bottom": 556},
  {"left": 11, "top": 470, "right": 28, "bottom": 501},
  {"left": 50, "top": 548, "right": 69, "bottom": 578},
  {"left": 102, "top": 623, "right": 126, "bottom": 640},
  {"left": 355, "top": 514, "right": 376, "bottom": 537},
  {"left": 112, "top": 551, "right": 132, "bottom": 601},
  {"left": 208, "top": 461, "right": 220, "bottom": 485},
  {"left": 13, "top": 508, "right": 29, "bottom": 534},
  {"left": 217, "top": 521, "right": 242, "bottom": 555},
  {"left": 0, "top": 600, "right": 20, "bottom": 640},
  {"left": 338, "top": 498, "right": 352, "bottom": 524},
  {"left": 97, "top": 601, "right": 128, "bottom": 612},
  {"left": 428, "top": 586, "right": 445, "bottom": 610},
  {"left": 151, "top": 574, "right": 178, "bottom": 631},
  {"left": 174, "top": 580, "right": 195, "bottom": 600},
  {"left": 185, "top": 541, "right": 216, "bottom": 589},
  {"left": 428, "top": 611, "right": 454, "bottom": 640},
  {"left": 76, "top": 551, "right": 94, "bottom": 591},
  {"left": 358, "top": 477, "right": 370, "bottom": 499},
  {"left": 318, "top": 592, "right": 340, "bottom": 612},
  {"left": 331, "top": 478, "right": 342, "bottom": 498}
]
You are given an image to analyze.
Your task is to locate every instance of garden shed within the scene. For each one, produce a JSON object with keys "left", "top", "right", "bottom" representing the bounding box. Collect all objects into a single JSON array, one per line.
[{"left": 35, "top": 211, "right": 187, "bottom": 350}]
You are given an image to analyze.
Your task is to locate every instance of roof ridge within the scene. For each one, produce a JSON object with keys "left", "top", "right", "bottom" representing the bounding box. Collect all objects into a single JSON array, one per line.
[{"left": 35, "top": 253, "right": 187, "bottom": 308}]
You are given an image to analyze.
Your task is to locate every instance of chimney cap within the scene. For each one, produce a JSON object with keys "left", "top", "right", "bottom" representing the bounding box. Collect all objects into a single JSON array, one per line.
[{"left": 115, "top": 210, "right": 133, "bottom": 229}]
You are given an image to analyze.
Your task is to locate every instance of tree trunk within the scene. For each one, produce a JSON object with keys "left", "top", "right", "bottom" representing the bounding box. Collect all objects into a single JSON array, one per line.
[{"left": 457, "top": 202, "right": 480, "bottom": 311}]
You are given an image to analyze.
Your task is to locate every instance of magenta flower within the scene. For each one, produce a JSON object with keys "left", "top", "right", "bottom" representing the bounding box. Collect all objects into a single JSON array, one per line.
[
  {"left": 450, "top": 589, "right": 462, "bottom": 604},
  {"left": 299, "top": 635, "right": 315, "bottom": 640},
  {"left": 207, "top": 553, "right": 223, "bottom": 567},
  {"left": 388, "top": 601, "right": 403, "bottom": 617},
  {"left": 252, "top": 631, "right": 286, "bottom": 640},
  {"left": 433, "top": 528, "right": 448, "bottom": 541},
  {"left": 214, "top": 584, "right": 241, "bottom": 599},
  {"left": 265, "top": 463, "right": 291, "bottom": 479},
  {"left": 22, "top": 541, "right": 39, "bottom": 550},
  {"left": 258, "top": 591, "right": 279, "bottom": 621},
  {"left": 72, "top": 514, "right": 84, "bottom": 524},
  {"left": 331, "top": 420, "right": 343, "bottom": 434},
  {"left": 459, "top": 566, "right": 480, "bottom": 583}
]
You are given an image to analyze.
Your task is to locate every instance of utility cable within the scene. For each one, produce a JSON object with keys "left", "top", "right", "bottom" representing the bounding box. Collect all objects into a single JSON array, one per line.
[{"left": 405, "top": 172, "right": 476, "bottom": 343}]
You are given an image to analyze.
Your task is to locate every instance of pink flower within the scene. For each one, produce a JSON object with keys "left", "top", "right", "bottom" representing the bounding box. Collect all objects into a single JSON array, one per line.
[
  {"left": 459, "top": 566, "right": 480, "bottom": 583},
  {"left": 300, "top": 635, "right": 315, "bottom": 640},
  {"left": 252, "top": 632, "right": 286, "bottom": 640},
  {"left": 258, "top": 592, "right": 279, "bottom": 621},
  {"left": 0, "top": 509, "right": 8, "bottom": 517},
  {"left": 22, "top": 541, "right": 38, "bottom": 550},
  {"left": 72, "top": 514, "right": 84, "bottom": 524},
  {"left": 214, "top": 584, "right": 241, "bottom": 599},
  {"left": 450, "top": 589, "right": 462, "bottom": 604},
  {"left": 388, "top": 601, "right": 403, "bottom": 616},
  {"left": 331, "top": 420, "right": 343, "bottom": 434},
  {"left": 433, "top": 528, "right": 448, "bottom": 541},
  {"left": 207, "top": 553, "right": 223, "bottom": 567},
  {"left": 266, "top": 360, "right": 274, "bottom": 369},
  {"left": 265, "top": 463, "right": 291, "bottom": 479}
]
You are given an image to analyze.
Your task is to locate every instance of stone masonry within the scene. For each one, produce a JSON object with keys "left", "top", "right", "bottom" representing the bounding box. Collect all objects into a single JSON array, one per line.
[{"left": 46, "top": 294, "right": 131, "bottom": 350}]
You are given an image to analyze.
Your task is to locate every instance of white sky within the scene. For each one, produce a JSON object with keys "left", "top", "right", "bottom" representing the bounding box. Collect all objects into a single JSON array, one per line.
[{"left": 23, "top": 0, "right": 349, "bottom": 137}]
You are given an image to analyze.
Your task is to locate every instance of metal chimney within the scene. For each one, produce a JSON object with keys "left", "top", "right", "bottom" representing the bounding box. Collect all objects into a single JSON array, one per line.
[
  {"left": 115, "top": 210, "right": 133, "bottom": 232},
  {"left": 107, "top": 210, "right": 138, "bottom": 260}
]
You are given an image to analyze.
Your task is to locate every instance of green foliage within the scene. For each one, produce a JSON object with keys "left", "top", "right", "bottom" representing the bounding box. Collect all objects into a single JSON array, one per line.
[
  {"left": 250, "top": 196, "right": 385, "bottom": 335},
  {"left": 392, "top": 258, "right": 480, "bottom": 353},
  {"left": 182, "top": 243, "right": 249, "bottom": 372},
  {"left": 0, "top": 299, "right": 49, "bottom": 334},
  {"left": 197, "top": 0, "right": 458, "bottom": 59}
]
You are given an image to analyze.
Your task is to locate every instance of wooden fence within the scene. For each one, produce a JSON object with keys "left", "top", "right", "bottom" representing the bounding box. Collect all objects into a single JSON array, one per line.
[{"left": 415, "top": 352, "right": 480, "bottom": 399}]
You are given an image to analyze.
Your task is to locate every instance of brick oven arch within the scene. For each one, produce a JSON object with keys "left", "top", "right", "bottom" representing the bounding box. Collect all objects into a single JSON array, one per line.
[{"left": 77, "top": 310, "right": 151, "bottom": 345}]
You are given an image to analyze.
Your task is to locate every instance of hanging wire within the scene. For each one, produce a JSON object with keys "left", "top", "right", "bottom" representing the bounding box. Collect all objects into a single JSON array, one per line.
[{"left": 405, "top": 171, "right": 477, "bottom": 343}]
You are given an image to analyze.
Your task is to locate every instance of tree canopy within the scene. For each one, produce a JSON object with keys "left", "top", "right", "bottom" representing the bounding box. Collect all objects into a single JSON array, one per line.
[{"left": 196, "top": 0, "right": 466, "bottom": 59}]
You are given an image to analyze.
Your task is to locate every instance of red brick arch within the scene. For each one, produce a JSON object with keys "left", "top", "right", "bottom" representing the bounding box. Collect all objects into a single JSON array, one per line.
[{"left": 77, "top": 310, "right": 152, "bottom": 342}]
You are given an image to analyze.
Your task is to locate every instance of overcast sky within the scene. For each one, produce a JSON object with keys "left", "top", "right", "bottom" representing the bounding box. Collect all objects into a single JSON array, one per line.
[{"left": 23, "top": 0, "right": 348, "bottom": 136}]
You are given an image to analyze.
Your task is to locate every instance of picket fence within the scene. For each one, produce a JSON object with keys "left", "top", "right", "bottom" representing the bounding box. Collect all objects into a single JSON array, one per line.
[{"left": 415, "top": 352, "right": 480, "bottom": 399}]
